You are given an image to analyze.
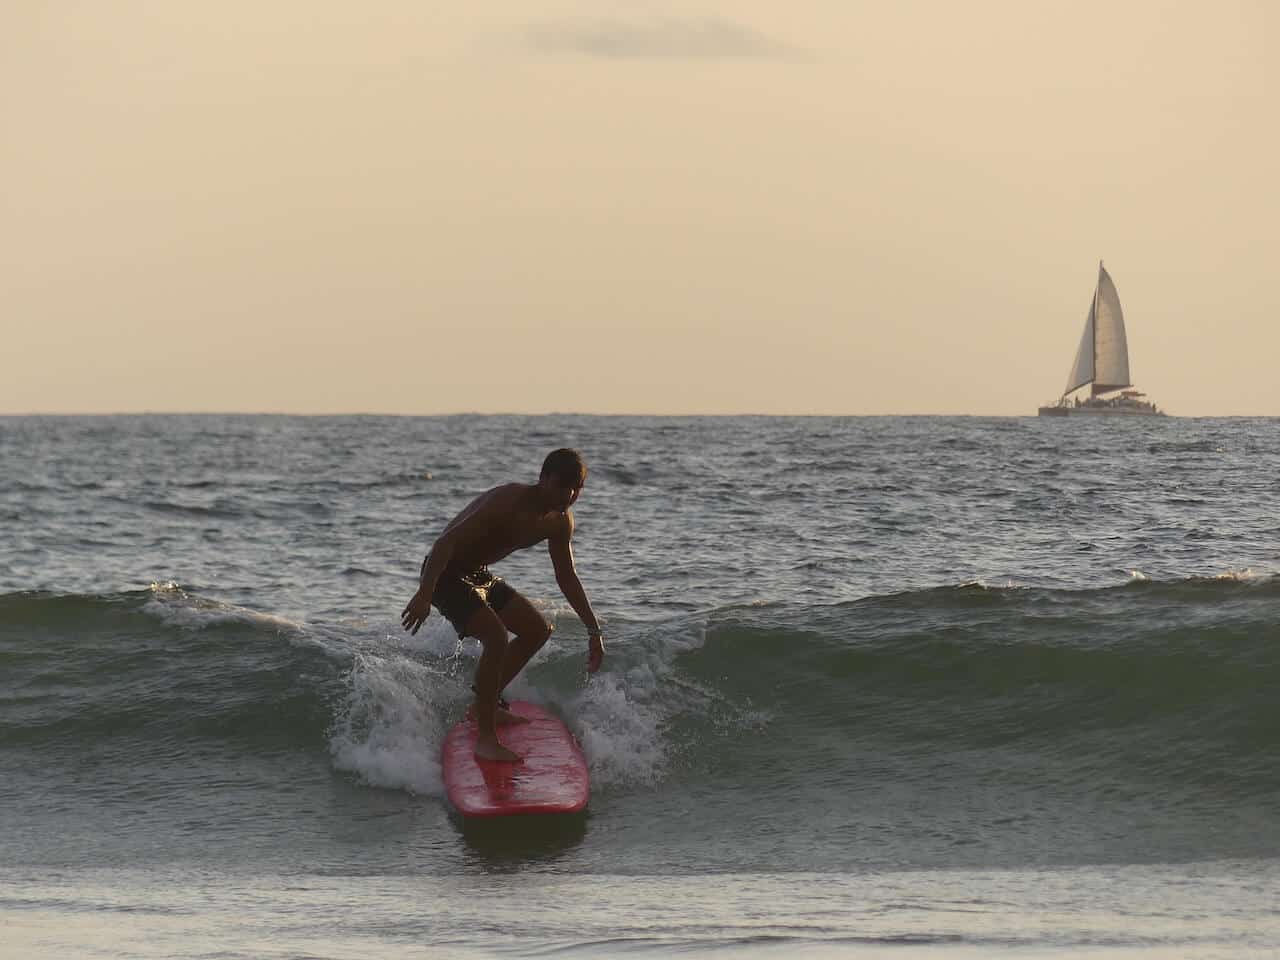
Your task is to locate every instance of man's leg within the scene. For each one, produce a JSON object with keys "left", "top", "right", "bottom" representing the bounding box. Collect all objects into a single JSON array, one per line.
[
  {"left": 462, "top": 606, "right": 521, "bottom": 763},
  {"left": 495, "top": 591, "right": 554, "bottom": 696}
]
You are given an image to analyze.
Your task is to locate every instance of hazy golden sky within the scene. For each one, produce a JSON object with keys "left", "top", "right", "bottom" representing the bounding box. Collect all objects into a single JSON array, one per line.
[{"left": 3, "top": 1, "right": 1276, "bottom": 414}]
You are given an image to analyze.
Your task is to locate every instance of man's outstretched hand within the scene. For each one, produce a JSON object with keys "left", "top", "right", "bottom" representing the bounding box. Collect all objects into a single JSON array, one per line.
[
  {"left": 588, "top": 632, "right": 605, "bottom": 673},
  {"left": 402, "top": 588, "right": 432, "bottom": 634}
]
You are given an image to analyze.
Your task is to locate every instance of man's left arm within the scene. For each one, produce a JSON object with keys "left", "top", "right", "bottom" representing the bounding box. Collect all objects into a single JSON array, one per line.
[{"left": 548, "top": 513, "right": 604, "bottom": 673}]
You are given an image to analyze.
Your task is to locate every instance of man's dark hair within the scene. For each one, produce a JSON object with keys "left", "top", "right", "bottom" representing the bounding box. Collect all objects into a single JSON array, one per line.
[{"left": 541, "top": 448, "right": 587, "bottom": 487}]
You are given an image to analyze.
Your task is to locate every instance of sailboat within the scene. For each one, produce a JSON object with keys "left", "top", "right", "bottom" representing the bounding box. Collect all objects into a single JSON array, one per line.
[{"left": 1038, "top": 261, "right": 1165, "bottom": 416}]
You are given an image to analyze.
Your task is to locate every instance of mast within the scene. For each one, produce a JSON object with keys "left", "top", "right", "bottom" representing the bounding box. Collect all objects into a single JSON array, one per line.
[
  {"left": 1091, "top": 261, "right": 1103, "bottom": 397},
  {"left": 1062, "top": 262, "right": 1101, "bottom": 400}
]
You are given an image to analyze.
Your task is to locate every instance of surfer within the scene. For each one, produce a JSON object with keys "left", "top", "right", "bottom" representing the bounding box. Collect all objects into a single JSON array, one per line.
[{"left": 401, "top": 448, "right": 604, "bottom": 763}]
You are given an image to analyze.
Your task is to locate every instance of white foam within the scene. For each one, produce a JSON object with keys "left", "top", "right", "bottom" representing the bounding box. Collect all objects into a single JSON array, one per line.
[
  {"left": 143, "top": 582, "right": 305, "bottom": 633},
  {"left": 331, "top": 612, "right": 717, "bottom": 795},
  {"left": 328, "top": 651, "right": 450, "bottom": 796},
  {"left": 566, "top": 673, "right": 666, "bottom": 788},
  {"left": 959, "top": 578, "right": 1023, "bottom": 591},
  {"left": 1212, "top": 568, "right": 1257, "bottom": 582},
  {"left": 378, "top": 614, "right": 473, "bottom": 662},
  {"left": 559, "top": 621, "right": 710, "bottom": 789}
]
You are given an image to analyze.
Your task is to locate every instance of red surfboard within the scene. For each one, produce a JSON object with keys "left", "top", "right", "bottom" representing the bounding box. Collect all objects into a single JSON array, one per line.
[{"left": 442, "top": 700, "right": 589, "bottom": 817}]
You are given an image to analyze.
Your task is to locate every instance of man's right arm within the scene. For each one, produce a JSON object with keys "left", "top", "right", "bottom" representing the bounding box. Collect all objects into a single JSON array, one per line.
[
  {"left": 400, "top": 486, "right": 516, "bottom": 634},
  {"left": 416, "top": 534, "right": 456, "bottom": 596},
  {"left": 401, "top": 524, "right": 467, "bottom": 634}
]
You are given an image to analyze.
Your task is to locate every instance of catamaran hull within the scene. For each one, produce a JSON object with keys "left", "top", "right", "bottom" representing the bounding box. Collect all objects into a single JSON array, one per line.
[{"left": 1037, "top": 406, "right": 1165, "bottom": 417}]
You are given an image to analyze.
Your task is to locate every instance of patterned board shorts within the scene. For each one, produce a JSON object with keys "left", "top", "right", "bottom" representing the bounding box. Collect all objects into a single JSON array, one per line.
[{"left": 431, "top": 567, "right": 515, "bottom": 638}]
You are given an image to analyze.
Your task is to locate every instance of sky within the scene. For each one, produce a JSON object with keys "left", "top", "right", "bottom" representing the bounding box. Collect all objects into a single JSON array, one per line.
[{"left": 2, "top": 1, "right": 1277, "bottom": 415}]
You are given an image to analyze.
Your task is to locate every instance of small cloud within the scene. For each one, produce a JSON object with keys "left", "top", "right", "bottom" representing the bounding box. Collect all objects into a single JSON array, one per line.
[{"left": 525, "top": 16, "right": 797, "bottom": 60}]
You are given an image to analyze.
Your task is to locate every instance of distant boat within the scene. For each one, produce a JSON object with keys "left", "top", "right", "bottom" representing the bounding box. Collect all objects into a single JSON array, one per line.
[{"left": 1038, "top": 261, "right": 1165, "bottom": 416}]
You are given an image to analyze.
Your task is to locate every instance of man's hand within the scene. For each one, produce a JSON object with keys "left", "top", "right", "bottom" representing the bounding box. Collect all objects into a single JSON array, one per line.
[
  {"left": 587, "top": 632, "right": 605, "bottom": 673},
  {"left": 401, "top": 588, "right": 432, "bottom": 634}
]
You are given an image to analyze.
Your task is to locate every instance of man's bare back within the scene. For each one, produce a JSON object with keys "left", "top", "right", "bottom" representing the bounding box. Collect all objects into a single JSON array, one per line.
[{"left": 401, "top": 450, "right": 605, "bottom": 764}]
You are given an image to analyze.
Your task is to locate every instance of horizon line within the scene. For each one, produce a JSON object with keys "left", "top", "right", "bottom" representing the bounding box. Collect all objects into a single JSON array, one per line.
[{"left": 2, "top": 410, "right": 1273, "bottom": 419}]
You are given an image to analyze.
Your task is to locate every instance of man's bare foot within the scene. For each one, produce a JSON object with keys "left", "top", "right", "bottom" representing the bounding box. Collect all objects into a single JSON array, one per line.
[
  {"left": 496, "top": 706, "right": 531, "bottom": 726},
  {"left": 474, "top": 733, "right": 522, "bottom": 764},
  {"left": 466, "top": 704, "right": 531, "bottom": 726}
]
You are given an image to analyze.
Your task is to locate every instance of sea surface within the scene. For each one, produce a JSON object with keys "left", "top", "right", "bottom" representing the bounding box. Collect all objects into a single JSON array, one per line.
[{"left": 2, "top": 414, "right": 1277, "bottom": 958}]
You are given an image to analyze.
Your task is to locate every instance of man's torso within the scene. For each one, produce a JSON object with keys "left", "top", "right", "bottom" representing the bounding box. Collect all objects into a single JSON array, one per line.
[{"left": 445, "top": 483, "right": 569, "bottom": 572}]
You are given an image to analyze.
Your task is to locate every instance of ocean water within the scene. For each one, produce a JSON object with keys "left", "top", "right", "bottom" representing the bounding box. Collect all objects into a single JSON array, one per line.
[{"left": 1, "top": 414, "right": 1278, "bottom": 958}]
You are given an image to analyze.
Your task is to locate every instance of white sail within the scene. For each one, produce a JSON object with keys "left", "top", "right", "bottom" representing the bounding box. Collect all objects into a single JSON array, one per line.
[
  {"left": 1062, "top": 261, "right": 1131, "bottom": 397},
  {"left": 1064, "top": 297, "right": 1096, "bottom": 394},
  {"left": 1091, "top": 264, "right": 1130, "bottom": 393}
]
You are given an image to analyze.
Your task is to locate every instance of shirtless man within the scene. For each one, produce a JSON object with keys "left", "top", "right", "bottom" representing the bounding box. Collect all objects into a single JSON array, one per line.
[{"left": 400, "top": 448, "right": 604, "bottom": 763}]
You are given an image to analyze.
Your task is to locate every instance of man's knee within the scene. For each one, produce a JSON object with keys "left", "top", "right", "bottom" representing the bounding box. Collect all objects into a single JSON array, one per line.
[
  {"left": 527, "top": 618, "right": 553, "bottom": 649},
  {"left": 479, "top": 631, "right": 509, "bottom": 656},
  {"left": 465, "top": 610, "right": 509, "bottom": 655}
]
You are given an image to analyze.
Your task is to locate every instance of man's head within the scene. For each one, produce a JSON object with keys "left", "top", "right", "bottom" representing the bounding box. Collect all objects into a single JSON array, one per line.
[{"left": 539, "top": 448, "right": 587, "bottom": 511}]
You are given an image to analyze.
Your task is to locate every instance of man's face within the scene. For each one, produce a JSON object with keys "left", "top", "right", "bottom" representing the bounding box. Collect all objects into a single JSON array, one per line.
[
  {"left": 541, "top": 473, "right": 582, "bottom": 511},
  {"left": 554, "top": 482, "right": 582, "bottom": 511}
]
